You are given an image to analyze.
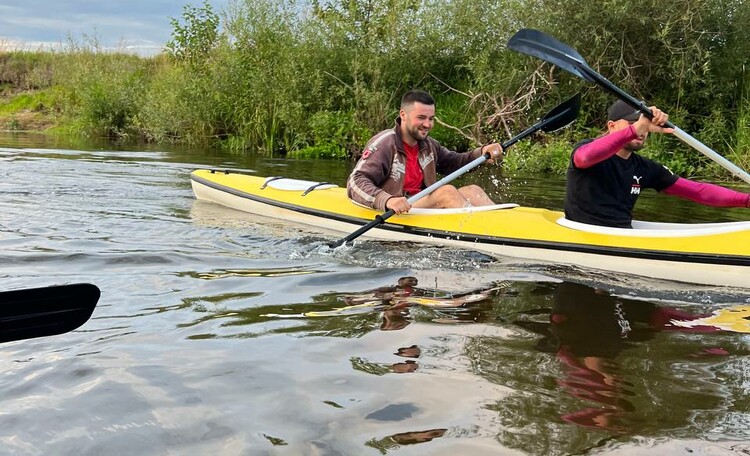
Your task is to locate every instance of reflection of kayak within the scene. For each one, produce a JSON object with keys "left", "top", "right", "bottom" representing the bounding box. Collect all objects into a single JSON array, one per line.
[
  {"left": 190, "top": 170, "right": 750, "bottom": 288},
  {"left": 670, "top": 306, "right": 750, "bottom": 333}
]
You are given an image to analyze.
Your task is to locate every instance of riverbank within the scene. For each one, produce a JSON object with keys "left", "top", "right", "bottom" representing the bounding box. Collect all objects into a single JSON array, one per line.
[
  {"left": 1, "top": 0, "right": 748, "bottom": 179},
  {"left": 0, "top": 89, "right": 56, "bottom": 132},
  {"left": 1, "top": 82, "right": 748, "bottom": 185}
]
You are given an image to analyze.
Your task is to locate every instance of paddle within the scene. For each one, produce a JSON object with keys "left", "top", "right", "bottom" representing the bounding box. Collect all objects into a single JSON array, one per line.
[
  {"left": 0, "top": 283, "right": 100, "bottom": 344},
  {"left": 329, "top": 93, "right": 581, "bottom": 248},
  {"left": 507, "top": 28, "right": 750, "bottom": 185}
]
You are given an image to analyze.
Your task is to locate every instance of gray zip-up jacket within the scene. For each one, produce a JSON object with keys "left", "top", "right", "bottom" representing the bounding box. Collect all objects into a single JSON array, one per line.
[{"left": 347, "top": 118, "right": 483, "bottom": 210}]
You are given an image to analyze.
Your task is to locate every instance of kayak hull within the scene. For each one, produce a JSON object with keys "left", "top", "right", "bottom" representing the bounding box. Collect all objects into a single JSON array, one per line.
[{"left": 191, "top": 170, "right": 750, "bottom": 288}]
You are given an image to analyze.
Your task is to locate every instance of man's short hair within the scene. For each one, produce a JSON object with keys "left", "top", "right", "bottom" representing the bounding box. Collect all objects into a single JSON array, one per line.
[{"left": 401, "top": 90, "right": 435, "bottom": 109}]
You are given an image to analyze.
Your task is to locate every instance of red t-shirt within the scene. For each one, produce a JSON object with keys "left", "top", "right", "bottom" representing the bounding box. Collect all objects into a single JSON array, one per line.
[{"left": 402, "top": 142, "right": 424, "bottom": 196}]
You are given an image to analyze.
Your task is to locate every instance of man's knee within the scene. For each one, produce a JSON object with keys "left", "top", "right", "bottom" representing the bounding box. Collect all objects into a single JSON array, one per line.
[
  {"left": 430, "top": 185, "right": 466, "bottom": 207},
  {"left": 460, "top": 184, "right": 485, "bottom": 197},
  {"left": 459, "top": 184, "right": 494, "bottom": 206},
  {"left": 433, "top": 185, "right": 459, "bottom": 196}
]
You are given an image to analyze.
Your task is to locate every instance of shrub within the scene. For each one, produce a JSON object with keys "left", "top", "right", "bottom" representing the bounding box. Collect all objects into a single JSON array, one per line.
[{"left": 290, "top": 110, "right": 372, "bottom": 159}]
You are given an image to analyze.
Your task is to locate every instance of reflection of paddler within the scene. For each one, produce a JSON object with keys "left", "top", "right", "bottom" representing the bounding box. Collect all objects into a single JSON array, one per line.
[
  {"left": 388, "top": 428, "right": 446, "bottom": 444},
  {"left": 548, "top": 282, "right": 725, "bottom": 358},
  {"left": 304, "top": 276, "right": 419, "bottom": 317},
  {"left": 549, "top": 282, "right": 639, "bottom": 432},
  {"left": 545, "top": 281, "right": 734, "bottom": 433},
  {"left": 398, "top": 293, "right": 492, "bottom": 307},
  {"left": 305, "top": 277, "right": 505, "bottom": 318},
  {"left": 381, "top": 305, "right": 411, "bottom": 331},
  {"left": 550, "top": 282, "right": 656, "bottom": 358},
  {"left": 341, "top": 276, "right": 418, "bottom": 306}
]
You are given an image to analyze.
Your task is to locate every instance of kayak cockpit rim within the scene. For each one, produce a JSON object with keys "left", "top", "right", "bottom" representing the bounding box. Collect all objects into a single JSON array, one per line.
[{"left": 557, "top": 217, "right": 750, "bottom": 238}]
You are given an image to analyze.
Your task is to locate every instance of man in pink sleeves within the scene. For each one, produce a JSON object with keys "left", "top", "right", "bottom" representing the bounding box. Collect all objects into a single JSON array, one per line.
[{"left": 565, "top": 100, "right": 750, "bottom": 228}]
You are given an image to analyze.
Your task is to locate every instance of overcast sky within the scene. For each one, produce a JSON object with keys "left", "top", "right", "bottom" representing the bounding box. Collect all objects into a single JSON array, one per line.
[{"left": 0, "top": 0, "right": 229, "bottom": 55}]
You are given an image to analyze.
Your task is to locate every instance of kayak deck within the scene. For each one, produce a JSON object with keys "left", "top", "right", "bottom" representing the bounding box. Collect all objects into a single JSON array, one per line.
[{"left": 191, "top": 170, "right": 750, "bottom": 288}]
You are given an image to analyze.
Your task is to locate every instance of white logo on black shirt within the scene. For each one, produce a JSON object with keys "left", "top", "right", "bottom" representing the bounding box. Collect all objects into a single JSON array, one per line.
[{"left": 631, "top": 175, "right": 642, "bottom": 195}]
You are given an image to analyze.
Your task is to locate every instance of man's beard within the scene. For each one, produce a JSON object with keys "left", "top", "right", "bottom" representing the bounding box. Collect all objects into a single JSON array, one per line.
[
  {"left": 624, "top": 140, "right": 644, "bottom": 152},
  {"left": 406, "top": 125, "right": 428, "bottom": 141}
]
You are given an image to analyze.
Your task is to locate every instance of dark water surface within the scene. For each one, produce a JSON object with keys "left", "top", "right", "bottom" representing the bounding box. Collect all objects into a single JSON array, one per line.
[{"left": 0, "top": 133, "right": 748, "bottom": 455}]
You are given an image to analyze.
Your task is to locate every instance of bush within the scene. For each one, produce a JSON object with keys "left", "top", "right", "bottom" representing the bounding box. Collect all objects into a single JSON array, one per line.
[
  {"left": 54, "top": 47, "right": 149, "bottom": 138},
  {"left": 289, "top": 110, "right": 372, "bottom": 159},
  {"left": 0, "top": 52, "right": 55, "bottom": 90},
  {"left": 503, "top": 135, "right": 576, "bottom": 175}
]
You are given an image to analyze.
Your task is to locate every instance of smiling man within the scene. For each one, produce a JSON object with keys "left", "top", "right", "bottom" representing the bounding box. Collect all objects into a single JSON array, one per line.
[
  {"left": 347, "top": 90, "right": 504, "bottom": 214},
  {"left": 564, "top": 100, "right": 750, "bottom": 228}
]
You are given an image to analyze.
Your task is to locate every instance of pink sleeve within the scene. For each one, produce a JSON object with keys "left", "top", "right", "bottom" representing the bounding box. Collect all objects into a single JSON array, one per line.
[
  {"left": 662, "top": 177, "right": 750, "bottom": 207},
  {"left": 573, "top": 126, "right": 638, "bottom": 168}
]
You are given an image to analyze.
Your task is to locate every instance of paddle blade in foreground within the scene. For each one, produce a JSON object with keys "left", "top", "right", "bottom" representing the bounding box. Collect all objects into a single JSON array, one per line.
[{"left": 0, "top": 283, "right": 100, "bottom": 344}]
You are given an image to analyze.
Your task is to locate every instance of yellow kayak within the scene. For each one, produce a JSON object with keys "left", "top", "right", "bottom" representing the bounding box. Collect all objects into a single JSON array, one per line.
[{"left": 191, "top": 170, "right": 750, "bottom": 288}]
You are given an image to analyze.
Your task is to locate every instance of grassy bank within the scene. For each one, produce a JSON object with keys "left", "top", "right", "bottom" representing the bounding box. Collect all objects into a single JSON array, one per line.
[{"left": 1, "top": 0, "right": 748, "bottom": 179}]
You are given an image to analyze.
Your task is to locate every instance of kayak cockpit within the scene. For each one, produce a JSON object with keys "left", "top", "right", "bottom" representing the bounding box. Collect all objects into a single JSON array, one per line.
[
  {"left": 557, "top": 217, "right": 750, "bottom": 237},
  {"left": 260, "top": 176, "right": 519, "bottom": 215}
]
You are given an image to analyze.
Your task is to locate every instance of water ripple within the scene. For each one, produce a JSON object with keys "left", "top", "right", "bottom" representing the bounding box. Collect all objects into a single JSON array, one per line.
[{"left": 0, "top": 141, "right": 747, "bottom": 455}]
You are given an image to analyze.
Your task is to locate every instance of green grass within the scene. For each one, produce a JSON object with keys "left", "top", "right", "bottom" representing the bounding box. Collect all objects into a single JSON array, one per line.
[{"left": 0, "top": 90, "right": 55, "bottom": 115}]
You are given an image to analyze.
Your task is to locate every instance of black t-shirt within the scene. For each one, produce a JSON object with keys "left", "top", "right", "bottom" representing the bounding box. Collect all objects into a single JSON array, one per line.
[{"left": 564, "top": 139, "right": 678, "bottom": 228}]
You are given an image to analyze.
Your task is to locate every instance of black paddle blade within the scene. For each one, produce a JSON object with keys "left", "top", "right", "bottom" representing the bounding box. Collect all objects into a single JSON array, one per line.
[
  {"left": 508, "top": 29, "right": 651, "bottom": 119},
  {"left": 501, "top": 93, "right": 581, "bottom": 149},
  {"left": 539, "top": 93, "right": 581, "bottom": 133},
  {"left": 0, "top": 283, "right": 100, "bottom": 344},
  {"left": 507, "top": 29, "right": 595, "bottom": 82}
]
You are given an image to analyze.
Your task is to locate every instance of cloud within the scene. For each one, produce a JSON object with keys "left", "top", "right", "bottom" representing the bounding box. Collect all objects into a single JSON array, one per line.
[{"left": 0, "top": 0, "right": 228, "bottom": 55}]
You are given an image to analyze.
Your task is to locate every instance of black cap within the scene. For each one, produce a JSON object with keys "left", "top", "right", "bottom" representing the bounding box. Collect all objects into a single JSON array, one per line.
[{"left": 607, "top": 100, "right": 642, "bottom": 122}]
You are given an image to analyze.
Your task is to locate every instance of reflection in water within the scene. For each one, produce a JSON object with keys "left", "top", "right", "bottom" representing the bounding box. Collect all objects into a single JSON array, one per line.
[
  {"left": 366, "top": 428, "right": 447, "bottom": 453},
  {"left": 156, "top": 272, "right": 510, "bottom": 342},
  {"left": 517, "top": 282, "right": 727, "bottom": 433},
  {"left": 84, "top": 259, "right": 747, "bottom": 454},
  {"left": 3, "top": 135, "right": 750, "bottom": 455},
  {"left": 262, "top": 433, "right": 288, "bottom": 446},
  {"left": 671, "top": 305, "right": 750, "bottom": 333},
  {"left": 450, "top": 280, "right": 750, "bottom": 455},
  {"left": 302, "top": 276, "right": 509, "bottom": 318},
  {"left": 350, "top": 344, "right": 422, "bottom": 376},
  {"left": 181, "top": 267, "right": 323, "bottom": 279},
  {"left": 331, "top": 277, "right": 506, "bottom": 377}
]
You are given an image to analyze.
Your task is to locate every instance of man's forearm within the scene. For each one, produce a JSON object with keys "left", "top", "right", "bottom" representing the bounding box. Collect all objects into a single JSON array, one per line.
[
  {"left": 573, "top": 126, "right": 638, "bottom": 168},
  {"left": 663, "top": 177, "right": 750, "bottom": 207}
]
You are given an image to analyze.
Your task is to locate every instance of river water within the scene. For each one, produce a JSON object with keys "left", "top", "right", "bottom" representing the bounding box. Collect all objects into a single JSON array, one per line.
[{"left": 0, "top": 133, "right": 748, "bottom": 455}]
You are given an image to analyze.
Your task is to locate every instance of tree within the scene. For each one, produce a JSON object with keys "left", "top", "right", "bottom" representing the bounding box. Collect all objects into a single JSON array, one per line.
[{"left": 165, "top": 1, "right": 220, "bottom": 66}]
